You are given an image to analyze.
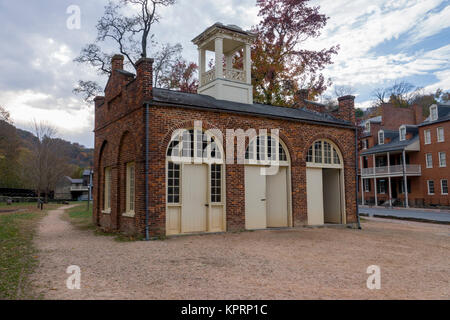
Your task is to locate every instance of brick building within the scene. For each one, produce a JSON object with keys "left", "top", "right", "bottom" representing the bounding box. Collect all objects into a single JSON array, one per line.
[
  {"left": 359, "top": 103, "right": 449, "bottom": 207},
  {"left": 93, "top": 23, "right": 359, "bottom": 238}
]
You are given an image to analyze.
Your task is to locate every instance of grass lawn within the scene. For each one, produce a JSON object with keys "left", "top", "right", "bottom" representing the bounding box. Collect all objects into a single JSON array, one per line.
[
  {"left": 65, "top": 204, "right": 95, "bottom": 231},
  {"left": 65, "top": 204, "right": 142, "bottom": 242},
  {"left": 0, "top": 203, "right": 62, "bottom": 300}
]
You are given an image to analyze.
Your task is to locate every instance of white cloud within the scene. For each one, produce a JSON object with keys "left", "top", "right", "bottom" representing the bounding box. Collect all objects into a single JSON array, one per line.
[
  {"left": 424, "top": 69, "right": 450, "bottom": 92},
  {"left": 406, "top": 4, "right": 450, "bottom": 46},
  {"left": 0, "top": 89, "right": 94, "bottom": 146}
]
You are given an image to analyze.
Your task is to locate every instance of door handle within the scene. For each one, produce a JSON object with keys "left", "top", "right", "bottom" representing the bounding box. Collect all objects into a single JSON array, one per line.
[
  {"left": 205, "top": 204, "right": 209, "bottom": 207},
  {"left": 261, "top": 199, "right": 266, "bottom": 202}
]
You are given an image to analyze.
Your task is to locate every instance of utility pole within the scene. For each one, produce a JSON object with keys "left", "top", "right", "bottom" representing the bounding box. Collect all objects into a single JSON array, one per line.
[{"left": 87, "top": 170, "right": 93, "bottom": 211}]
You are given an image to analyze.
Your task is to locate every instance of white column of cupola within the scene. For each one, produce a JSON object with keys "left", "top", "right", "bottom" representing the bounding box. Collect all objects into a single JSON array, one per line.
[{"left": 192, "top": 23, "right": 256, "bottom": 104}]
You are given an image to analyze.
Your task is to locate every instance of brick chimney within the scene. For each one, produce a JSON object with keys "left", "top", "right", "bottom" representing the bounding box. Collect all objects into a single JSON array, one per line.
[
  {"left": 136, "top": 57, "right": 154, "bottom": 102},
  {"left": 413, "top": 104, "right": 424, "bottom": 124},
  {"left": 111, "top": 54, "right": 124, "bottom": 72},
  {"left": 336, "top": 95, "right": 356, "bottom": 125}
]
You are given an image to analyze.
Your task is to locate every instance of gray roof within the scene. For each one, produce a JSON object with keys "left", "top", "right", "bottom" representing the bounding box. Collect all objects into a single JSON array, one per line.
[
  {"left": 82, "top": 170, "right": 93, "bottom": 176},
  {"left": 360, "top": 116, "right": 382, "bottom": 127},
  {"left": 361, "top": 135, "right": 419, "bottom": 155},
  {"left": 67, "top": 177, "right": 83, "bottom": 184},
  {"left": 150, "top": 88, "right": 353, "bottom": 127},
  {"left": 419, "top": 104, "right": 450, "bottom": 127}
]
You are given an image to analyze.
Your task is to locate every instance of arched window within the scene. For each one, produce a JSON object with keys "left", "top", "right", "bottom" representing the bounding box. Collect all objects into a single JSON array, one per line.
[
  {"left": 166, "top": 129, "right": 225, "bottom": 205},
  {"left": 167, "top": 129, "right": 222, "bottom": 163},
  {"left": 245, "top": 135, "right": 288, "bottom": 164},
  {"left": 306, "top": 140, "right": 342, "bottom": 167}
]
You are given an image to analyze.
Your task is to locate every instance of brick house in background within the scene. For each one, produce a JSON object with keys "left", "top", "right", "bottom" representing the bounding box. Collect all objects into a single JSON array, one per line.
[
  {"left": 93, "top": 23, "right": 359, "bottom": 238},
  {"left": 359, "top": 103, "right": 449, "bottom": 207}
]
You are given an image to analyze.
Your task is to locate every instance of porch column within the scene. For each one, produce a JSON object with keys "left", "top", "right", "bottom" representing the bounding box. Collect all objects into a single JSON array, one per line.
[
  {"left": 402, "top": 150, "right": 409, "bottom": 208},
  {"left": 374, "top": 178, "right": 378, "bottom": 206},
  {"left": 360, "top": 156, "right": 365, "bottom": 205},
  {"left": 387, "top": 152, "right": 392, "bottom": 207},
  {"left": 198, "top": 48, "right": 206, "bottom": 86},
  {"left": 215, "top": 37, "right": 224, "bottom": 79},
  {"left": 373, "top": 154, "right": 377, "bottom": 206},
  {"left": 244, "top": 43, "right": 252, "bottom": 84}
]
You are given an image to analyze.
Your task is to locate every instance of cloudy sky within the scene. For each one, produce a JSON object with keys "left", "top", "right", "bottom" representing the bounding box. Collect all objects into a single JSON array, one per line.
[{"left": 0, "top": 0, "right": 449, "bottom": 148}]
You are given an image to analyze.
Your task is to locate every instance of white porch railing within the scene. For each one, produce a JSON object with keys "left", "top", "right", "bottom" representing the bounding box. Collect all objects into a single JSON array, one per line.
[
  {"left": 70, "top": 186, "right": 89, "bottom": 192},
  {"left": 361, "top": 165, "right": 421, "bottom": 177},
  {"left": 201, "top": 67, "right": 246, "bottom": 86}
]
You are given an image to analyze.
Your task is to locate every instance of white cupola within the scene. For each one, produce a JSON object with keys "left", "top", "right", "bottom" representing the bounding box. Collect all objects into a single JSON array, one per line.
[{"left": 192, "top": 23, "right": 256, "bottom": 104}]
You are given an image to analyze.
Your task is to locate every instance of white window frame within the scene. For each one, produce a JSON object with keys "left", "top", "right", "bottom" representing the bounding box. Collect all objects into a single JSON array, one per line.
[
  {"left": 424, "top": 129, "right": 431, "bottom": 145},
  {"left": 439, "top": 152, "right": 446, "bottom": 168},
  {"left": 365, "top": 122, "right": 370, "bottom": 133},
  {"left": 441, "top": 180, "right": 448, "bottom": 195},
  {"left": 426, "top": 153, "right": 433, "bottom": 168},
  {"left": 103, "top": 167, "right": 112, "bottom": 214},
  {"left": 430, "top": 105, "right": 438, "bottom": 121},
  {"left": 378, "top": 130, "right": 385, "bottom": 145},
  {"left": 124, "top": 162, "right": 135, "bottom": 217},
  {"left": 437, "top": 127, "right": 444, "bottom": 143},
  {"left": 427, "top": 180, "right": 435, "bottom": 195},
  {"left": 399, "top": 126, "right": 406, "bottom": 141}
]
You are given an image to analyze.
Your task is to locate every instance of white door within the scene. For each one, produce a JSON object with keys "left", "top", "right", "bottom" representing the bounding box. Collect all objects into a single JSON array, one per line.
[
  {"left": 245, "top": 166, "right": 267, "bottom": 230},
  {"left": 182, "top": 164, "right": 208, "bottom": 233},
  {"left": 323, "top": 169, "right": 342, "bottom": 224},
  {"left": 307, "top": 168, "right": 324, "bottom": 225},
  {"left": 267, "top": 167, "right": 288, "bottom": 228}
]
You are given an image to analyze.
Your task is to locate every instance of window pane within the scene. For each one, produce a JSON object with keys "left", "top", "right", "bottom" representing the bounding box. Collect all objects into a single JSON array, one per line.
[
  {"left": 324, "top": 142, "right": 332, "bottom": 164},
  {"left": 279, "top": 143, "right": 287, "bottom": 161},
  {"left": 211, "top": 164, "right": 221, "bottom": 203},
  {"left": 246, "top": 140, "right": 255, "bottom": 160},
  {"left": 257, "top": 136, "right": 266, "bottom": 161},
  {"left": 167, "top": 162, "right": 180, "bottom": 203},
  {"left": 428, "top": 181, "right": 435, "bottom": 194},
  {"left": 307, "top": 146, "right": 313, "bottom": 163},
  {"left": 314, "top": 141, "right": 323, "bottom": 163},
  {"left": 126, "top": 163, "right": 135, "bottom": 212},
  {"left": 333, "top": 148, "right": 340, "bottom": 164},
  {"left": 439, "top": 153, "right": 446, "bottom": 167}
]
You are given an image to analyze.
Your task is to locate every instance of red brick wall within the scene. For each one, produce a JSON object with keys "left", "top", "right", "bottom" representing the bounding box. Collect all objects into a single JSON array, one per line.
[
  {"left": 381, "top": 104, "right": 418, "bottom": 129},
  {"left": 419, "top": 122, "right": 450, "bottom": 206},
  {"left": 94, "top": 56, "right": 358, "bottom": 237}
]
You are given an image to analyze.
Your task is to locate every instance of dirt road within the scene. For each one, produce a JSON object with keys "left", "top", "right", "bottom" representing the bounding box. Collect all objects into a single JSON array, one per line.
[{"left": 30, "top": 208, "right": 450, "bottom": 300}]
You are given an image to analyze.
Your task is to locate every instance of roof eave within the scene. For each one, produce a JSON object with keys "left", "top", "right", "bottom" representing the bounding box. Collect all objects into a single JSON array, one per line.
[{"left": 146, "top": 99, "right": 356, "bottom": 129}]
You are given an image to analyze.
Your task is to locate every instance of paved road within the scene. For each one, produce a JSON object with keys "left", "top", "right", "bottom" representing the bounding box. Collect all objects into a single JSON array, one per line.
[{"left": 359, "top": 206, "right": 450, "bottom": 223}]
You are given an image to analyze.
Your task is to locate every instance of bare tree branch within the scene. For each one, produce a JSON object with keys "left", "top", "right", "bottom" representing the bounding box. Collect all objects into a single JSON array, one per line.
[
  {"left": 0, "top": 105, "right": 11, "bottom": 123},
  {"left": 73, "top": 81, "right": 103, "bottom": 103},
  {"left": 73, "top": 0, "right": 177, "bottom": 103}
]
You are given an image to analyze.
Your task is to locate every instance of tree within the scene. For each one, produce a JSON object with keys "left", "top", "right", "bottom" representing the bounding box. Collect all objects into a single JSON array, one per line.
[
  {"left": 318, "top": 84, "right": 355, "bottom": 109},
  {"left": 74, "top": 0, "right": 199, "bottom": 102},
  {"left": 371, "top": 81, "right": 420, "bottom": 108},
  {"left": 355, "top": 108, "right": 364, "bottom": 119},
  {"left": 153, "top": 42, "right": 183, "bottom": 87},
  {"left": 251, "top": 0, "right": 339, "bottom": 106},
  {"left": 334, "top": 85, "right": 355, "bottom": 98},
  {"left": 0, "top": 105, "right": 11, "bottom": 123},
  {"left": 160, "top": 59, "right": 198, "bottom": 93},
  {"left": 0, "top": 115, "right": 22, "bottom": 188},
  {"left": 24, "top": 121, "right": 71, "bottom": 202}
]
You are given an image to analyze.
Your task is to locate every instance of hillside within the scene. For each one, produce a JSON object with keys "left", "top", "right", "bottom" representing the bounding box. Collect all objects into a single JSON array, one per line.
[{"left": 1, "top": 120, "right": 93, "bottom": 170}]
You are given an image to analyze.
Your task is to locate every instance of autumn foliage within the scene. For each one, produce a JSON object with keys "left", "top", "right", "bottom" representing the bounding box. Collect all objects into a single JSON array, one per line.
[{"left": 251, "top": 0, "right": 339, "bottom": 106}]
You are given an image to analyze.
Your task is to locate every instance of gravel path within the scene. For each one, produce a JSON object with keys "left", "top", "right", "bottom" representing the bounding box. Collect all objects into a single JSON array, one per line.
[{"left": 31, "top": 207, "right": 450, "bottom": 300}]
